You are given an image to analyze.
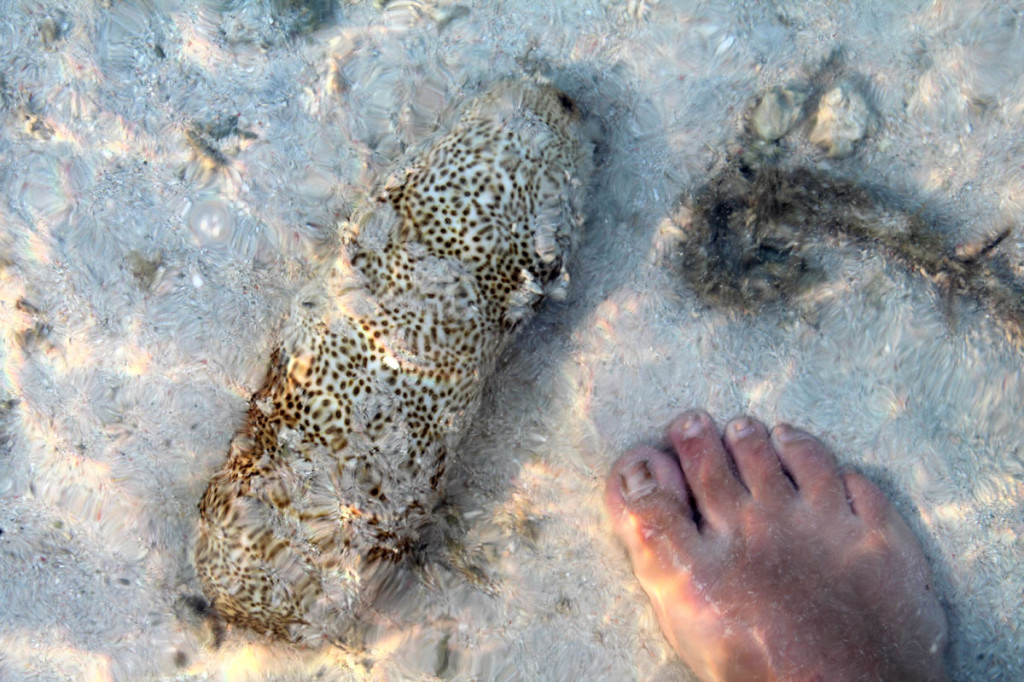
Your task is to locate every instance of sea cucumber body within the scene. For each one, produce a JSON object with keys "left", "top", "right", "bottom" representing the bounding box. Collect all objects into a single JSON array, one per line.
[{"left": 194, "top": 81, "right": 591, "bottom": 642}]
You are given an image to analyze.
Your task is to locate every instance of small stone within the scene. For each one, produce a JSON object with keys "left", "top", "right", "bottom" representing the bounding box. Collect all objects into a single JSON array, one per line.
[
  {"left": 751, "top": 85, "right": 807, "bottom": 141},
  {"left": 38, "top": 18, "right": 61, "bottom": 46},
  {"left": 38, "top": 12, "right": 70, "bottom": 49},
  {"left": 23, "top": 113, "right": 54, "bottom": 140},
  {"left": 128, "top": 251, "right": 163, "bottom": 290},
  {"left": 808, "top": 83, "right": 869, "bottom": 158}
]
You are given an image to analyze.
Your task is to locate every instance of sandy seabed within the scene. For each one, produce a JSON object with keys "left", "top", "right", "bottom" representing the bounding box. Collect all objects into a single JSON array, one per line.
[{"left": 1, "top": 1, "right": 1023, "bottom": 680}]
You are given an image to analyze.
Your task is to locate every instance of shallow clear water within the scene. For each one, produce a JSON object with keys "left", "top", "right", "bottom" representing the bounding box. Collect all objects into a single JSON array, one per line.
[{"left": 1, "top": 1, "right": 1022, "bottom": 679}]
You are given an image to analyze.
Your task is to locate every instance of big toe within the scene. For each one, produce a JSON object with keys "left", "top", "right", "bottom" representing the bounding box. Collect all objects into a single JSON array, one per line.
[{"left": 605, "top": 447, "right": 701, "bottom": 573}]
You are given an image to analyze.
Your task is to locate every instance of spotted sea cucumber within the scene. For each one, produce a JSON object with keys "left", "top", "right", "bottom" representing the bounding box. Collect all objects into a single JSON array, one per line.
[{"left": 194, "top": 80, "right": 593, "bottom": 643}]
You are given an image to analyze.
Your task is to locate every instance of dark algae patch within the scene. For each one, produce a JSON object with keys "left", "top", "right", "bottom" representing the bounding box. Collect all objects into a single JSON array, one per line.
[{"left": 673, "top": 63, "right": 1024, "bottom": 352}]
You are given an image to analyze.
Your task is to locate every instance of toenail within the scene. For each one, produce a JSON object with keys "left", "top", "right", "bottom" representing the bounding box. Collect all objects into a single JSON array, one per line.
[
  {"left": 773, "top": 424, "right": 808, "bottom": 443},
  {"left": 730, "top": 418, "right": 757, "bottom": 439},
  {"left": 679, "top": 413, "right": 706, "bottom": 438},
  {"left": 619, "top": 459, "right": 657, "bottom": 502}
]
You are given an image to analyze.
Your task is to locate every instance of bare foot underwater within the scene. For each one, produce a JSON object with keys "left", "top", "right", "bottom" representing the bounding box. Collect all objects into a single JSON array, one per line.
[{"left": 605, "top": 410, "right": 949, "bottom": 681}]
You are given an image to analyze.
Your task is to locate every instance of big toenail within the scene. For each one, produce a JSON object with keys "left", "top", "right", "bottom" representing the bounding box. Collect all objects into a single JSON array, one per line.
[
  {"left": 620, "top": 459, "right": 657, "bottom": 502},
  {"left": 680, "top": 413, "right": 705, "bottom": 438},
  {"left": 730, "top": 418, "right": 756, "bottom": 438}
]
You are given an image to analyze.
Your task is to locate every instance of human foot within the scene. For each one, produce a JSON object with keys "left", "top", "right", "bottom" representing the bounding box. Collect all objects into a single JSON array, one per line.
[{"left": 605, "top": 410, "right": 948, "bottom": 681}]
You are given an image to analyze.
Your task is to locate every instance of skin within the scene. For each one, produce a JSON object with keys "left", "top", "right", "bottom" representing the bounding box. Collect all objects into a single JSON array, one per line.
[{"left": 605, "top": 409, "right": 949, "bottom": 681}]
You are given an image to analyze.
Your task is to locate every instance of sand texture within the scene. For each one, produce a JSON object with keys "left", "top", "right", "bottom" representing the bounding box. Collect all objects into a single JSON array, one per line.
[{"left": 1, "top": 1, "right": 1022, "bottom": 680}]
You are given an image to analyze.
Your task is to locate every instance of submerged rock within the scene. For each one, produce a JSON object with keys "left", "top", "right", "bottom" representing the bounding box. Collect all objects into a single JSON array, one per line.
[
  {"left": 750, "top": 84, "right": 808, "bottom": 142},
  {"left": 808, "top": 82, "right": 869, "bottom": 158}
]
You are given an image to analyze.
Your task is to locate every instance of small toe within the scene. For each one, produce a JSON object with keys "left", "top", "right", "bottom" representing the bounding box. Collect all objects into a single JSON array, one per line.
[
  {"left": 841, "top": 471, "right": 890, "bottom": 526},
  {"left": 605, "top": 447, "right": 700, "bottom": 566},
  {"left": 770, "top": 424, "right": 846, "bottom": 510},
  {"left": 668, "top": 410, "right": 749, "bottom": 529},
  {"left": 724, "top": 417, "right": 796, "bottom": 504}
]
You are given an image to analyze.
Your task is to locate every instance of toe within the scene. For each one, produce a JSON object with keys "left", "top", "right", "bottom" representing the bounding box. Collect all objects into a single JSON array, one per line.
[
  {"left": 605, "top": 447, "right": 689, "bottom": 520},
  {"left": 605, "top": 447, "right": 701, "bottom": 570},
  {"left": 668, "top": 410, "right": 749, "bottom": 530},
  {"left": 770, "top": 424, "right": 846, "bottom": 510},
  {"left": 724, "top": 417, "right": 796, "bottom": 504},
  {"left": 841, "top": 471, "right": 890, "bottom": 526}
]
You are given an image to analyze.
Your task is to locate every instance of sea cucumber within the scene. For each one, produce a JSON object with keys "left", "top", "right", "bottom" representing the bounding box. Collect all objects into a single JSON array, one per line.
[{"left": 194, "top": 79, "right": 592, "bottom": 643}]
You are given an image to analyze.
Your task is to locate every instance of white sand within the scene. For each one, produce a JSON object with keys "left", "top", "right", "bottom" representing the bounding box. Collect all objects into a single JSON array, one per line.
[{"left": 1, "top": 1, "right": 1022, "bottom": 679}]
